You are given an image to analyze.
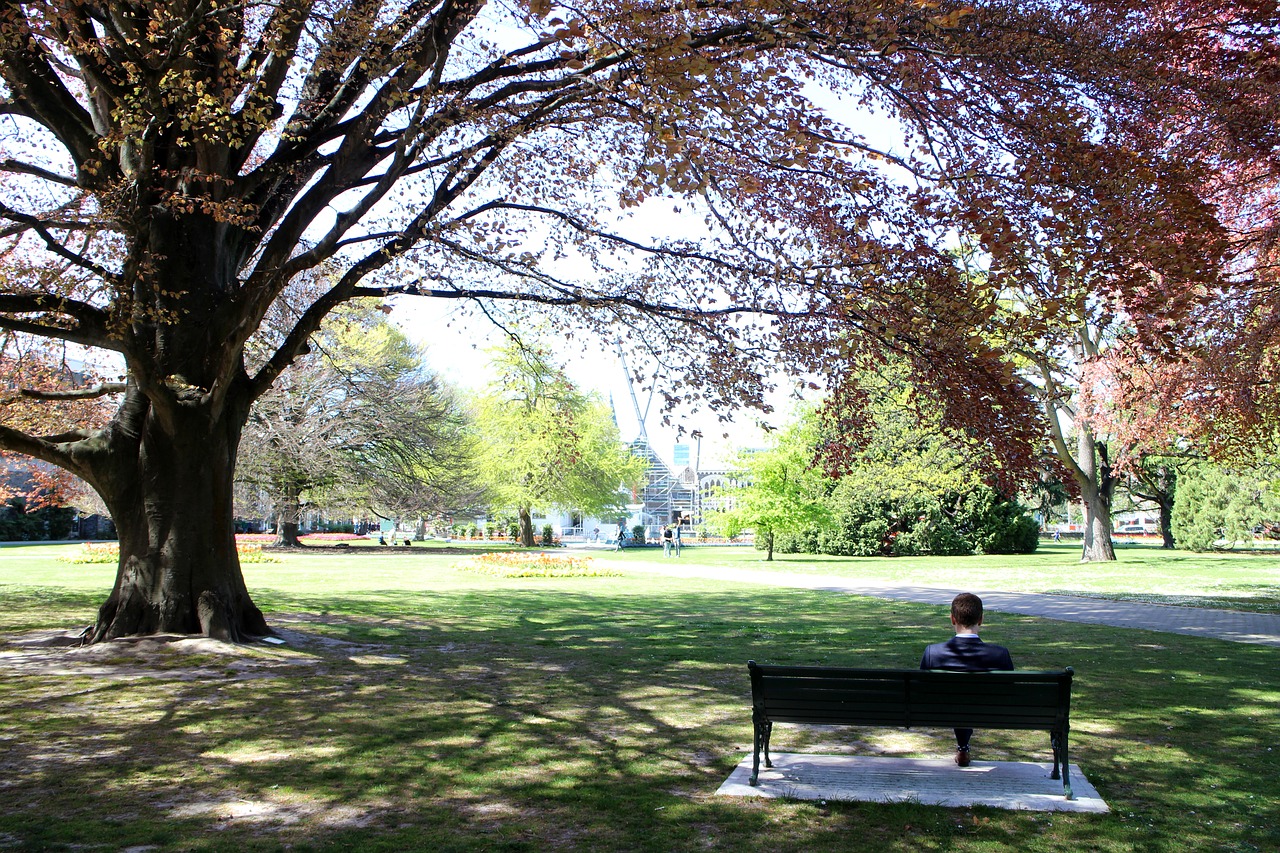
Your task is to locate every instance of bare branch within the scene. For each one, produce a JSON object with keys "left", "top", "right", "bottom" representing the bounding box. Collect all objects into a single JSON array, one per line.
[{"left": 20, "top": 381, "right": 127, "bottom": 401}]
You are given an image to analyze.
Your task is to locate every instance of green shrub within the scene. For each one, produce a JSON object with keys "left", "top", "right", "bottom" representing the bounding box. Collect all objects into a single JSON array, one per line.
[
  {"left": 770, "top": 525, "right": 821, "bottom": 554},
  {"left": 957, "top": 487, "right": 1039, "bottom": 555},
  {"left": 815, "top": 482, "right": 1037, "bottom": 557},
  {"left": 0, "top": 498, "right": 76, "bottom": 541}
]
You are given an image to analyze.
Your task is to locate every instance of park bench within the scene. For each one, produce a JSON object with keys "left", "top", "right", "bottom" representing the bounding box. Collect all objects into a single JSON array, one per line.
[{"left": 747, "top": 660, "right": 1075, "bottom": 799}]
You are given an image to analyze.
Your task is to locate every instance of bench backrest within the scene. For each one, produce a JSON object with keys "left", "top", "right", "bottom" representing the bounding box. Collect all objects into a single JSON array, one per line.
[{"left": 749, "top": 661, "right": 1072, "bottom": 732}]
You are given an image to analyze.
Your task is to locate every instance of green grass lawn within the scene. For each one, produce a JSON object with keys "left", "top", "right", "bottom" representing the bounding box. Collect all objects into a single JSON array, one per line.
[
  {"left": 1, "top": 544, "right": 1277, "bottom": 851},
  {"left": 607, "top": 541, "right": 1280, "bottom": 613}
]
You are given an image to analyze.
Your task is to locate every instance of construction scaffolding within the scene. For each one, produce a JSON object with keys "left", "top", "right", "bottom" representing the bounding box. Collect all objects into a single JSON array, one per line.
[{"left": 628, "top": 436, "right": 697, "bottom": 538}]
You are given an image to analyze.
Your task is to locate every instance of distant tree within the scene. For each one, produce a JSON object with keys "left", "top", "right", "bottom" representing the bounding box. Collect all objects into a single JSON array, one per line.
[
  {"left": 475, "top": 342, "right": 641, "bottom": 547},
  {"left": 1025, "top": 474, "right": 1071, "bottom": 533},
  {"left": 1127, "top": 455, "right": 1181, "bottom": 549},
  {"left": 0, "top": 347, "right": 112, "bottom": 511},
  {"left": 237, "top": 305, "right": 478, "bottom": 546},
  {"left": 711, "top": 414, "right": 833, "bottom": 562},
  {"left": 0, "top": 496, "right": 75, "bottom": 541},
  {"left": 1172, "top": 460, "right": 1280, "bottom": 552}
]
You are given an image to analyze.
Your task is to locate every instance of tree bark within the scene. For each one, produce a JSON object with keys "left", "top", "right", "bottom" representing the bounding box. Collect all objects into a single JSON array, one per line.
[
  {"left": 1077, "top": 427, "right": 1117, "bottom": 562},
  {"left": 1131, "top": 461, "right": 1178, "bottom": 549},
  {"left": 1158, "top": 502, "right": 1175, "bottom": 549},
  {"left": 518, "top": 505, "right": 536, "bottom": 547},
  {"left": 273, "top": 486, "right": 303, "bottom": 548},
  {"left": 82, "top": 388, "right": 268, "bottom": 643},
  {"left": 764, "top": 529, "right": 775, "bottom": 561}
]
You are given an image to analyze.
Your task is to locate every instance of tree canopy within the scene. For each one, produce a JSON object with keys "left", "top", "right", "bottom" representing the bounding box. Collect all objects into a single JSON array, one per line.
[{"left": 1, "top": 0, "right": 1275, "bottom": 639}]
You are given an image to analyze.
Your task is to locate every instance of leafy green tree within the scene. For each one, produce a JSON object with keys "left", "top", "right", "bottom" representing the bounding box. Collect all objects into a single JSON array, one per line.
[
  {"left": 475, "top": 342, "right": 640, "bottom": 547},
  {"left": 814, "top": 368, "right": 1038, "bottom": 556},
  {"left": 1172, "top": 461, "right": 1280, "bottom": 552},
  {"left": 710, "top": 416, "right": 833, "bottom": 561},
  {"left": 236, "top": 305, "right": 479, "bottom": 545}
]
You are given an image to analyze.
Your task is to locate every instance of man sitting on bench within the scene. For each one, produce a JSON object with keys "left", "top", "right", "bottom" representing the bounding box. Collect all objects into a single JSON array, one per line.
[{"left": 920, "top": 592, "right": 1014, "bottom": 767}]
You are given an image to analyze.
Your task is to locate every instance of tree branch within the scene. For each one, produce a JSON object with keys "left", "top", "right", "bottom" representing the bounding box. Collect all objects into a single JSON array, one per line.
[
  {"left": 20, "top": 382, "right": 127, "bottom": 401},
  {"left": 0, "top": 202, "right": 120, "bottom": 284}
]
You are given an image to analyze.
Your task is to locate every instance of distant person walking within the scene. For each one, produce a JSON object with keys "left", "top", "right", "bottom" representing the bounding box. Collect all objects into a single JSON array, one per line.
[
  {"left": 614, "top": 527, "right": 626, "bottom": 551},
  {"left": 673, "top": 523, "right": 682, "bottom": 557},
  {"left": 662, "top": 525, "right": 674, "bottom": 556}
]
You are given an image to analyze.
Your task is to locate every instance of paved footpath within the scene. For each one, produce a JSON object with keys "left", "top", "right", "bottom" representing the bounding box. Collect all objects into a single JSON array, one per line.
[{"left": 614, "top": 561, "right": 1280, "bottom": 648}]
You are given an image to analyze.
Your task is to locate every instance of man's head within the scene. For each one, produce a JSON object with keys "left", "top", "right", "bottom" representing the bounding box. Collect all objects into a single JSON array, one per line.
[{"left": 950, "top": 593, "right": 984, "bottom": 631}]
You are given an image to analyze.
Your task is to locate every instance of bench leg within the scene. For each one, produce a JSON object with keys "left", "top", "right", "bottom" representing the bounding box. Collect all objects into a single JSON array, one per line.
[
  {"left": 1051, "top": 731, "right": 1074, "bottom": 800},
  {"left": 750, "top": 718, "right": 773, "bottom": 786},
  {"left": 750, "top": 720, "right": 764, "bottom": 785},
  {"left": 1060, "top": 732, "right": 1074, "bottom": 800}
]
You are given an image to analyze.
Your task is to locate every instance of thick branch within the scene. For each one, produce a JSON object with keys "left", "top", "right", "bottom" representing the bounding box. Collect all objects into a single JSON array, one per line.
[
  {"left": 20, "top": 382, "right": 127, "bottom": 401},
  {"left": 0, "top": 294, "right": 118, "bottom": 350},
  {"left": 0, "top": 202, "right": 119, "bottom": 284},
  {"left": 0, "top": 424, "right": 90, "bottom": 477}
]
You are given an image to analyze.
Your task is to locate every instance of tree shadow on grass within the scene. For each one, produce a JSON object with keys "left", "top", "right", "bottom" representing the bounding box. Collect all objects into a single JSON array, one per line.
[{"left": 1, "top": 587, "right": 1278, "bottom": 851}]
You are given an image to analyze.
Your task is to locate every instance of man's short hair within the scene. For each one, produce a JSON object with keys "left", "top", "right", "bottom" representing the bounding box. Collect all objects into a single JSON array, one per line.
[{"left": 951, "top": 593, "right": 984, "bottom": 628}]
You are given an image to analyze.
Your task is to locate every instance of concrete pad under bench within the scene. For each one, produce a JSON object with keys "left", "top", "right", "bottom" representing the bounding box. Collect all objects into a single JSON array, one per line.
[{"left": 717, "top": 753, "right": 1110, "bottom": 814}]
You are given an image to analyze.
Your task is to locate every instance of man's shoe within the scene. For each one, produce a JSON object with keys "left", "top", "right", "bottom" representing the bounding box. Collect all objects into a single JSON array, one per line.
[{"left": 955, "top": 749, "right": 971, "bottom": 767}]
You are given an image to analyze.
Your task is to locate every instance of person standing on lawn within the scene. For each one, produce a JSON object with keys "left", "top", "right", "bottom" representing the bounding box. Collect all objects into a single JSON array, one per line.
[{"left": 920, "top": 592, "right": 1015, "bottom": 767}]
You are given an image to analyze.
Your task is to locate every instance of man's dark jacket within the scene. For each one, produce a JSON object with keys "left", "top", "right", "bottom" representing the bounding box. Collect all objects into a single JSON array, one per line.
[{"left": 920, "top": 636, "right": 1014, "bottom": 671}]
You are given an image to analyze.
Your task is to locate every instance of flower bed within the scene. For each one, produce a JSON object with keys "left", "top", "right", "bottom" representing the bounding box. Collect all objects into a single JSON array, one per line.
[
  {"left": 455, "top": 552, "right": 621, "bottom": 578},
  {"left": 61, "top": 542, "right": 120, "bottom": 564},
  {"left": 65, "top": 541, "right": 278, "bottom": 563}
]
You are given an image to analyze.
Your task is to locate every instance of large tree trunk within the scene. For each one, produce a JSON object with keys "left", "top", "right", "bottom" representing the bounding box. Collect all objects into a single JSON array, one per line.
[
  {"left": 1158, "top": 501, "right": 1175, "bottom": 549},
  {"left": 273, "top": 486, "right": 303, "bottom": 548},
  {"left": 763, "top": 529, "right": 775, "bottom": 562},
  {"left": 1079, "top": 483, "right": 1116, "bottom": 562},
  {"left": 1077, "top": 427, "right": 1117, "bottom": 562},
  {"left": 84, "top": 388, "right": 268, "bottom": 643},
  {"left": 518, "top": 505, "right": 536, "bottom": 547},
  {"left": 1131, "top": 461, "right": 1178, "bottom": 549}
]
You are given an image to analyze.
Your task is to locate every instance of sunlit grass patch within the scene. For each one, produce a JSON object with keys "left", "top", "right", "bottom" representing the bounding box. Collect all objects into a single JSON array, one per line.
[{"left": 455, "top": 552, "right": 622, "bottom": 578}]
